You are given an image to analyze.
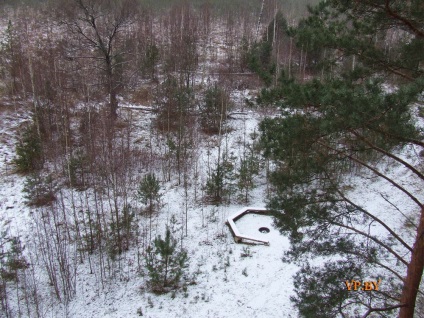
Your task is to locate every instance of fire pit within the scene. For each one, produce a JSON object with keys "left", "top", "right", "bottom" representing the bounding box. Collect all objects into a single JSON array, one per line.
[{"left": 259, "top": 227, "right": 270, "bottom": 234}]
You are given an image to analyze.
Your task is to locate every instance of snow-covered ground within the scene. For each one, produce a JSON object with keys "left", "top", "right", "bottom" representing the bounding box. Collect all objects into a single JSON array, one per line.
[
  {"left": 0, "top": 100, "right": 301, "bottom": 318},
  {"left": 1, "top": 96, "right": 424, "bottom": 317}
]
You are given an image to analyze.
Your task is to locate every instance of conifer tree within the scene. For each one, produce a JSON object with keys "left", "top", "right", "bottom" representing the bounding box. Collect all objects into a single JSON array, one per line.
[
  {"left": 144, "top": 228, "right": 188, "bottom": 294},
  {"left": 205, "top": 152, "right": 235, "bottom": 204},
  {"left": 0, "top": 20, "right": 19, "bottom": 94},
  {"left": 200, "top": 84, "right": 232, "bottom": 134},
  {"left": 14, "top": 123, "right": 43, "bottom": 173},
  {"left": 138, "top": 173, "right": 162, "bottom": 240},
  {"left": 137, "top": 173, "right": 161, "bottom": 216},
  {"left": 259, "top": 1, "right": 424, "bottom": 317}
]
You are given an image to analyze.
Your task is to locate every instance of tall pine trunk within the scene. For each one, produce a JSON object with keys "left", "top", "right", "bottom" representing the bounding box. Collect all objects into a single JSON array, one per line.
[{"left": 399, "top": 207, "right": 424, "bottom": 318}]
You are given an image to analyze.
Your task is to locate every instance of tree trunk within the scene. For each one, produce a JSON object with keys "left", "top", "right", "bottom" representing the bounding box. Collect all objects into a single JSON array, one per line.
[
  {"left": 399, "top": 207, "right": 424, "bottom": 318},
  {"left": 108, "top": 72, "right": 118, "bottom": 120},
  {"left": 106, "top": 57, "right": 118, "bottom": 120},
  {"left": 109, "top": 88, "right": 118, "bottom": 120}
]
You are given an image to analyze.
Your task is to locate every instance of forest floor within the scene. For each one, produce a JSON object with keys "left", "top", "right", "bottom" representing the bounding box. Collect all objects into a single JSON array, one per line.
[
  {"left": 1, "top": 96, "right": 424, "bottom": 317},
  {"left": 0, "top": 99, "right": 301, "bottom": 318}
]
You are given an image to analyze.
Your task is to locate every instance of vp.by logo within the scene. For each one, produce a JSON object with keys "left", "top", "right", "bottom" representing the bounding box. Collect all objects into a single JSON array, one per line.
[{"left": 345, "top": 279, "right": 382, "bottom": 291}]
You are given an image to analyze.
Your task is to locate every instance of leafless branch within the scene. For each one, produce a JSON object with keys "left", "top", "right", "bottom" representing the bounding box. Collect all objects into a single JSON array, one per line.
[{"left": 361, "top": 303, "right": 406, "bottom": 318}]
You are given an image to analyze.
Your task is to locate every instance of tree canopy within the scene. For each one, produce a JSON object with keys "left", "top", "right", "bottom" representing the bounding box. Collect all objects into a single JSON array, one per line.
[{"left": 259, "top": 1, "right": 424, "bottom": 317}]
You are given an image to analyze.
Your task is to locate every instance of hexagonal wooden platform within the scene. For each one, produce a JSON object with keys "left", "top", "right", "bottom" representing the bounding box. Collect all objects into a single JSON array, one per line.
[{"left": 226, "top": 207, "right": 270, "bottom": 245}]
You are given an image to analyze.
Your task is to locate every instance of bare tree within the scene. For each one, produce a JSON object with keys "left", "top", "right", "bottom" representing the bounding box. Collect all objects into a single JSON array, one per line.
[{"left": 64, "top": 0, "right": 137, "bottom": 120}]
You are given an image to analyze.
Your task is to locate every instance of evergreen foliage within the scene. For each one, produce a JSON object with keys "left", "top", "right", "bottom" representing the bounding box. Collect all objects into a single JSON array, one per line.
[
  {"left": 0, "top": 20, "right": 22, "bottom": 95},
  {"left": 22, "top": 173, "right": 56, "bottom": 207},
  {"left": 155, "top": 75, "right": 194, "bottom": 132},
  {"left": 0, "top": 21, "right": 12, "bottom": 87},
  {"left": 142, "top": 43, "right": 160, "bottom": 79},
  {"left": 238, "top": 36, "right": 250, "bottom": 72},
  {"left": 259, "top": 1, "right": 424, "bottom": 317},
  {"left": 246, "top": 11, "right": 288, "bottom": 86},
  {"left": 0, "top": 234, "right": 28, "bottom": 282},
  {"left": 107, "top": 205, "right": 135, "bottom": 260},
  {"left": 14, "top": 123, "right": 43, "bottom": 173},
  {"left": 138, "top": 173, "right": 162, "bottom": 242},
  {"left": 205, "top": 152, "right": 235, "bottom": 204},
  {"left": 137, "top": 173, "right": 162, "bottom": 214},
  {"left": 144, "top": 228, "right": 188, "bottom": 294},
  {"left": 247, "top": 41, "right": 275, "bottom": 86},
  {"left": 0, "top": 233, "right": 28, "bottom": 315},
  {"left": 237, "top": 142, "right": 260, "bottom": 203},
  {"left": 81, "top": 210, "right": 102, "bottom": 255},
  {"left": 200, "top": 84, "right": 232, "bottom": 134},
  {"left": 67, "top": 151, "right": 88, "bottom": 189},
  {"left": 292, "top": 261, "right": 365, "bottom": 318}
]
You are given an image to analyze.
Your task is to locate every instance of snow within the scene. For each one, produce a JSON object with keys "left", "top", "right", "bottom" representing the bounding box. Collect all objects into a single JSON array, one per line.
[
  {"left": 1, "top": 97, "right": 423, "bottom": 317},
  {"left": 236, "top": 213, "right": 288, "bottom": 247},
  {"left": 227, "top": 207, "right": 270, "bottom": 244},
  {"left": 0, "top": 101, "right": 300, "bottom": 318}
]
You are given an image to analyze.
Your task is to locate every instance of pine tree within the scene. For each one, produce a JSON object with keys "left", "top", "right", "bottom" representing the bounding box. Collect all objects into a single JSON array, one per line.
[
  {"left": 237, "top": 145, "right": 259, "bottom": 203},
  {"left": 200, "top": 84, "right": 232, "bottom": 134},
  {"left": 22, "top": 173, "right": 56, "bottom": 207},
  {"left": 0, "top": 20, "right": 17, "bottom": 94},
  {"left": 107, "top": 205, "right": 135, "bottom": 259},
  {"left": 259, "top": 1, "right": 424, "bottom": 317},
  {"left": 205, "top": 152, "right": 235, "bottom": 204},
  {"left": 0, "top": 235, "right": 28, "bottom": 282},
  {"left": 155, "top": 73, "right": 193, "bottom": 132},
  {"left": 246, "top": 11, "right": 287, "bottom": 86},
  {"left": 137, "top": 173, "right": 161, "bottom": 215},
  {"left": 142, "top": 43, "right": 159, "bottom": 79},
  {"left": 144, "top": 228, "right": 188, "bottom": 294},
  {"left": 138, "top": 173, "right": 162, "bottom": 241},
  {"left": 14, "top": 123, "right": 43, "bottom": 173}
]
